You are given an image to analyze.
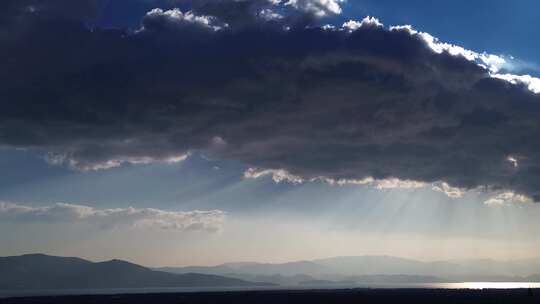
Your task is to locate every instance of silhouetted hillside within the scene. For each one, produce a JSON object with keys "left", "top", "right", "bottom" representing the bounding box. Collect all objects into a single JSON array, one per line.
[{"left": 0, "top": 254, "right": 270, "bottom": 290}]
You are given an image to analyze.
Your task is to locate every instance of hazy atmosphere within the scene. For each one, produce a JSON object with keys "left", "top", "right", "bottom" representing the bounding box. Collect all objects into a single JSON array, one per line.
[{"left": 2, "top": 0, "right": 540, "bottom": 271}]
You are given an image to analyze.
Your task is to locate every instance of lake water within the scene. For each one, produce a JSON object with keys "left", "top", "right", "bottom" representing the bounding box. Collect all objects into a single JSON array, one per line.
[
  {"left": 367, "top": 282, "right": 540, "bottom": 289},
  {"left": 2, "top": 282, "right": 540, "bottom": 298},
  {"left": 420, "top": 282, "right": 540, "bottom": 289}
]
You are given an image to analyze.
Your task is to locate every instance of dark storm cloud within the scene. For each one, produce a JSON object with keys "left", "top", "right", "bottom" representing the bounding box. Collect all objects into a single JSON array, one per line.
[{"left": 2, "top": 1, "right": 540, "bottom": 200}]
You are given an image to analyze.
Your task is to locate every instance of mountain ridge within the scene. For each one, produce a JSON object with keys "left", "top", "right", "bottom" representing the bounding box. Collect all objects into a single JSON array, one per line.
[
  {"left": 6, "top": 253, "right": 540, "bottom": 290},
  {"left": 0, "top": 254, "right": 271, "bottom": 290},
  {"left": 158, "top": 255, "right": 540, "bottom": 282}
]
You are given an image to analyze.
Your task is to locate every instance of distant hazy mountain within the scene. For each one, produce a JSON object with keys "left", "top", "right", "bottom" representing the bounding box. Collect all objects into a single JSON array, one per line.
[
  {"left": 0, "top": 254, "right": 270, "bottom": 290},
  {"left": 159, "top": 255, "right": 540, "bottom": 283},
  {"left": 9, "top": 253, "right": 540, "bottom": 291},
  {"left": 224, "top": 261, "right": 330, "bottom": 276},
  {"left": 298, "top": 279, "right": 355, "bottom": 286},
  {"left": 159, "top": 260, "right": 329, "bottom": 276},
  {"left": 160, "top": 256, "right": 435, "bottom": 278},
  {"left": 158, "top": 265, "right": 238, "bottom": 276},
  {"left": 231, "top": 274, "right": 319, "bottom": 286},
  {"left": 348, "top": 274, "right": 446, "bottom": 283},
  {"left": 314, "top": 256, "right": 429, "bottom": 276},
  {"left": 297, "top": 275, "right": 442, "bottom": 286},
  {"left": 526, "top": 274, "right": 540, "bottom": 281},
  {"left": 434, "top": 258, "right": 540, "bottom": 277}
]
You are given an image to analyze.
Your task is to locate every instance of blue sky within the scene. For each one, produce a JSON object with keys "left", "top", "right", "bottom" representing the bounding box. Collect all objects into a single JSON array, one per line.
[{"left": 341, "top": 0, "right": 540, "bottom": 68}]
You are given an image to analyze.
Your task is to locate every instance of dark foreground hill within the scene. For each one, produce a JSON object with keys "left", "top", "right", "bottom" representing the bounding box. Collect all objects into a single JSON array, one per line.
[
  {"left": 0, "top": 254, "right": 269, "bottom": 290},
  {"left": 1, "top": 289, "right": 539, "bottom": 304}
]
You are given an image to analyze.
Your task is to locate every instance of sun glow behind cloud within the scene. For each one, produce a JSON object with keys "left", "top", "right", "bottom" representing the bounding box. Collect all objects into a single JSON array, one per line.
[
  {"left": 2, "top": 152, "right": 540, "bottom": 266},
  {"left": 243, "top": 167, "right": 533, "bottom": 207}
]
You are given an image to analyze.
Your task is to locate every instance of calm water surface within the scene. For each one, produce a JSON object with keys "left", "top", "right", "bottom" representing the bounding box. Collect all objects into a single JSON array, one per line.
[
  {"left": 2, "top": 282, "right": 540, "bottom": 298},
  {"left": 326, "top": 282, "right": 540, "bottom": 289}
]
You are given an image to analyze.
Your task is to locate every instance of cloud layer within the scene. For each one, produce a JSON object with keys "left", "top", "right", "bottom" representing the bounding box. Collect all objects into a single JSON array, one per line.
[
  {"left": 0, "top": 202, "right": 225, "bottom": 232},
  {"left": 2, "top": 0, "right": 540, "bottom": 200}
]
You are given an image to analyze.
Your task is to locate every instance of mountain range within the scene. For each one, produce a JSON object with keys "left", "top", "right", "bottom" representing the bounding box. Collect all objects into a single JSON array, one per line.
[
  {"left": 0, "top": 254, "right": 269, "bottom": 290},
  {"left": 4, "top": 254, "right": 540, "bottom": 291},
  {"left": 158, "top": 255, "right": 540, "bottom": 285}
]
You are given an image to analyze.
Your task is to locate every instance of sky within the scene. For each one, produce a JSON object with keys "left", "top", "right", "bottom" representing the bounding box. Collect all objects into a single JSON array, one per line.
[{"left": 2, "top": 0, "right": 540, "bottom": 267}]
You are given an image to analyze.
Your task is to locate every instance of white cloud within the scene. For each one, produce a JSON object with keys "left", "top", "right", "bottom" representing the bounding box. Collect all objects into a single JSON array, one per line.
[
  {"left": 320, "top": 24, "right": 336, "bottom": 30},
  {"left": 45, "top": 153, "right": 189, "bottom": 171},
  {"left": 0, "top": 202, "right": 225, "bottom": 232},
  {"left": 479, "top": 53, "right": 507, "bottom": 73},
  {"left": 373, "top": 178, "right": 426, "bottom": 190},
  {"left": 387, "top": 24, "right": 540, "bottom": 94},
  {"left": 484, "top": 192, "right": 533, "bottom": 207},
  {"left": 432, "top": 182, "right": 466, "bottom": 198},
  {"left": 244, "top": 168, "right": 305, "bottom": 184},
  {"left": 390, "top": 24, "right": 486, "bottom": 62},
  {"left": 244, "top": 168, "right": 426, "bottom": 190},
  {"left": 506, "top": 155, "right": 519, "bottom": 168},
  {"left": 491, "top": 74, "right": 540, "bottom": 94},
  {"left": 342, "top": 16, "right": 383, "bottom": 31},
  {"left": 324, "top": 177, "right": 375, "bottom": 186},
  {"left": 285, "top": 0, "right": 343, "bottom": 17},
  {"left": 259, "top": 8, "right": 284, "bottom": 21},
  {"left": 244, "top": 168, "right": 507, "bottom": 200},
  {"left": 144, "top": 8, "right": 226, "bottom": 31}
]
